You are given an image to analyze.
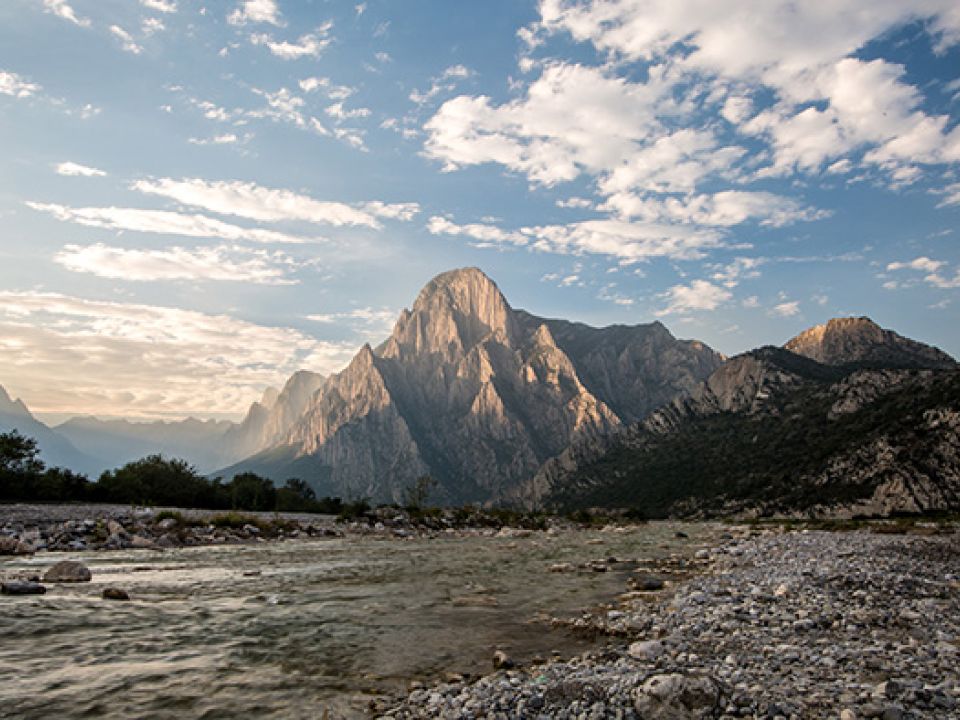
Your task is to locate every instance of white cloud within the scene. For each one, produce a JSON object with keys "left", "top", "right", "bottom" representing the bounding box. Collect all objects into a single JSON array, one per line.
[
  {"left": 887, "top": 256, "right": 945, "bottom": 273},
  {"left": 325, "top": 101, "right": 371, "bottom": 121},
  {"left": 299, "top": 76, "right": 329, "bottom": 93},
  {"left": 110, "top": 25, "right": 143, "bottom": 55},
  {"left": 427, "top": 215, "right": 725, "bottom": 262},
  {"left": 741, "top": 295, "right": 760, "bottom": 308},
  {"left": 0, "top": 291, "right": 356, "bottom": 419},
  {"left": 927, "top": 270, "right": 960, "bottom": 289},
  {"left": 307, "top": 306, "right": 398, "bottom": 339},
  {"left": 131, "top": 178, "right": 419, "bottom": 229},
  {"left": 55, "top": 243, "right": 298, "bottom": 285},
  {"left": 42, "top": 0, "right": 90, "bottom": 27},
  {"left": 142, "top": 17, "right": 165, "bottom": 35},
  {"left": 934, "top": 182, "right": 960, "bottom": 208},
  {"left": 603, "top": 190, "right": 827, "bottom": 227},
  {"left": 26, "top": 201, "right": 317, "bottom": 244},
  {"left": 55, "top": 161, "right": 106, "bottom": 177},
  {"left": 250, "top": 25, "right": 332, "bottom": 60},
  {"left": 556, "top": 197, "right": 593, "bottom": 209},
  {"left": 141, "top": 0, "right": 177, "bottom": 12},
  {"left": 770, "top": 301, "right": 801, "bottom": 317},
  {"left": 711, "top": 257, "right": 765, "bottom": 287},
  {"left": 188, "top": 133, "right": 241, "bottom": 145},
  {"left": 228, "top": 0, "right": 281, "bottom": 26},
  {"left": 0, "top": 71, "right": 41, "bottom": 98},
  {"left": 533, "top": 1, "right": 960, "bottom": 181},
  {"left": 655, "top": 280, "right": 732, "bottom": 316}
]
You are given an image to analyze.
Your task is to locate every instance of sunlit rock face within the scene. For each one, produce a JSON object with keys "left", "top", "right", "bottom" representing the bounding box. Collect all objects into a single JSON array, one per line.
[
  {"left": 224, "top": 267, "right": 724, "bottom": 504},
  {"left": 785, "top": 316, "right": 956, "bottom": 370}
]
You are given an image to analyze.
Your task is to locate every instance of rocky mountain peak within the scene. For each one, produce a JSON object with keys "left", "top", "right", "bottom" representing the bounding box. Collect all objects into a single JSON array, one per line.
[
  {"left": 0, "top": 385, "right": 32, "bottom": 418},
  {"left": 785, "top": 316, "right": 956, "bottom": 369},
  {"left": 399, "top": 267, "right": 517, "bottom": 353}
]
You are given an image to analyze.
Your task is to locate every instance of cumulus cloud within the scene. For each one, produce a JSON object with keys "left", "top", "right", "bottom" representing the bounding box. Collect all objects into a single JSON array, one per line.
[
  {"left": 655, "top": 280, "right": 732, "bottom": 316},
  {"left": 26, "top": 201, "right": 317, "bottom": 244},
  {"left": 42, "top": 0, "right": 90, "bottom": 27},
  {"left": 770, "top": 301, "right": 801, "bottom": 317},
  {"left": 887, "top": 257, "right": 945, "bottom": 273},
  {"left": 55, "top": 161, "right": 106, "bottom": 177},
  {"left": 141, "top": 0, "right": 177, "bottom": 12},
  {"left": 251, "top": 24, "right": 332, "bottom": 60},
  {"left": 55, "top": 243, "right": 299, "bottom": 285},
  {"left": 0, "top": 291, "right": 356, "bottom": 419},
  {"left": 0, "top": 71, "right": 41, "bottom": 98},
  {"left": 131, "top": 177, "right": 418, "bottom": 229},
  {"left": 228, "top": 0, "right": 281, "bottom": 26}
]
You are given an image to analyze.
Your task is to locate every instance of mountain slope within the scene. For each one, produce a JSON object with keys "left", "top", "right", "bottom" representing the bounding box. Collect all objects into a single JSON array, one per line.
[
  {"left": 0, "top": 386, "right": 101, "bottom": 475},
  {"left": 524, "top": 335, "right": 960, "bottom": 518},
  {"left": 222, "top": 268, "right": 724, "bottom": 503}
]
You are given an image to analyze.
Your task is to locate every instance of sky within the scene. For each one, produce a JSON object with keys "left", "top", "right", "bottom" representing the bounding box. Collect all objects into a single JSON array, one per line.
[{"left": 1, "top": 0, "right": 959, "bottom": 423}]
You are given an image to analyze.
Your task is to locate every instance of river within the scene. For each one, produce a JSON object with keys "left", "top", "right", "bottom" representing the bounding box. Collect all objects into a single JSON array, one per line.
[{"left": 0, "top": 523, "right": 714, "bottom": 718}]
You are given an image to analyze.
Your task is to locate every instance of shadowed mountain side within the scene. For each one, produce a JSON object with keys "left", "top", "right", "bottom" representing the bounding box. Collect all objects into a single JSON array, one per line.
[{"left": 522, "top": 343, "right": 960, "bottom": 519}]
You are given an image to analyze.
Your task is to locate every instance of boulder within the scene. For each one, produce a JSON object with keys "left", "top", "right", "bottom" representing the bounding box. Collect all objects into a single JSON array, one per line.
[
  {"left": 43, "top": 560, "right": 92, "bottom": 583},
  {"left": 0, "top": 536, "right": 34, "bottom": 555},
  {"left": 628, "top": 640, "right": 665, "bottom": 661},
  {"left": 1, "top": 581, "right": 46, "bottom": 595},
  {"left": 102, "top": 587, "right": 130, "bottom": 601},
  {"left": 632, "top": 672, "right": 723, "bottom": 719}
]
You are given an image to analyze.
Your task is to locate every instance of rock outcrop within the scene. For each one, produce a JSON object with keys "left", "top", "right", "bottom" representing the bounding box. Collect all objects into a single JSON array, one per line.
[
  {"left": 222, "top": 268, "right": 723, "bottom": 504},
  {"left": 785, "top": 317, "right": 956, "bottom": 369}
]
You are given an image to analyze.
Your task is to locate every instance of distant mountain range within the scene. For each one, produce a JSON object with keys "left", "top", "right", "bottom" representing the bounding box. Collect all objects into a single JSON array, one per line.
[
  {"left": 3, "top": 270, "right": 958, "bottom": 518},
  {"left": 522, "top": 317, "right": 959, "bottom": 518}
]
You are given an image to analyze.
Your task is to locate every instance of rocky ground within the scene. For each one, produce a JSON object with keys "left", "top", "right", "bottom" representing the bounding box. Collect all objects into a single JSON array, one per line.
[
  {"left": 0, "top": 503, "right": 557, "bottom": 555},
  {"left": 379, "top": 528, "right": 960, "bottom": 719}
]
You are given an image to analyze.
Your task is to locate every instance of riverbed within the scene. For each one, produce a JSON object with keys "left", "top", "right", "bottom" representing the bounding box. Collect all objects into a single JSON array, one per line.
[{"left": 0, "top": 523, "right": 716, "bottom": 719}]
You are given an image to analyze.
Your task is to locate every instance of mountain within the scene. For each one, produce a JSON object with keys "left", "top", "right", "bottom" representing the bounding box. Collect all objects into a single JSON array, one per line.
[
  {"left": 785, "top": 316, "right": 956, "bottom": 369},
  {"left": 220, "top": 267, "right": 724, "bottom": 503},
  {"left": 523, "top": 324, "right": 960, "bottom": 519},
  {"left": 55, "top": 416, "right": 233, "bottom": 475},
  {"left": 0, "top": 386, "right": 101, "bottom": 475}
]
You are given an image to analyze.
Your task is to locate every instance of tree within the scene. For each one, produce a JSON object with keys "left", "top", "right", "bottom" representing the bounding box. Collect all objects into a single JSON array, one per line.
[
  {"left": 97, "top": 455, "right": 210, "bottom": 507},
  {"left": 229, "top": 472, "right": 277, "bottom": 511},
  {"left": 403, "top": 474, "right": 437, "bottom": 509},
  {"left": 276, "top": 477, "right": 317, "bottom": 512},
  {"left": 0, "top": 430, "right": 45, "bottom": 500}
]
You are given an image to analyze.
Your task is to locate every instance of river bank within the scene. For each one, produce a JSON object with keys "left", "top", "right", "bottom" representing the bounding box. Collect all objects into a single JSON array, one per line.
[{"left": 380, "top": 527, "right": 960, "bottom": 719}]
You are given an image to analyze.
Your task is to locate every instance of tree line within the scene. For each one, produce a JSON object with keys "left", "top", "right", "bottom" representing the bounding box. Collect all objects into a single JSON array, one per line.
[{"left": 0, "top": 430, "right": 345, "bottom": 513}]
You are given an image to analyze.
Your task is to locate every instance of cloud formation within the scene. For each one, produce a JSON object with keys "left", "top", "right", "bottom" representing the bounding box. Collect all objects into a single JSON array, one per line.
[
  {"left": 55, "top": 243, "right": 299, "bottom": 285},
  {"left": 26, "top": 201, "right": 317, "bottom": 244},
  {"left": 132, "top": 177, "right": 419, "bottom": 229},
  {"left": 0, "top": 291, "right": 356, "bottom": 419},
  {"left": 55, "top": 161, "right": 106, "bottom": 177}
]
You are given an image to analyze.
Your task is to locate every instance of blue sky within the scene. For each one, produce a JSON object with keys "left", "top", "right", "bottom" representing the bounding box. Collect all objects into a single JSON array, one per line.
[{"left": 1, "top": 0, "right": 959, "bottom": 422}]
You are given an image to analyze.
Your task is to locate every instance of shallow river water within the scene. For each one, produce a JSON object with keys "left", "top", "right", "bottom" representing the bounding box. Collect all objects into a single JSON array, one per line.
[{"left": 0, "top": 523, "right": 714, "bottom": 718}]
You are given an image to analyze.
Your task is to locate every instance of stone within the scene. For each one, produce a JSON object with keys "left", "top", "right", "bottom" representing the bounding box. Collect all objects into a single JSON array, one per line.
[
  {"left": 106, "top": 520, "right": 127, "bottom": 537},
  {"left": 157, "top": 518, "right": 178, "bottom": 531},
  {"left": 634, "top": 574, "right": 665, "bottom": 591},
  {"left": 628, "top": 640, "right": 665, "bottom": 661},
  {"left": 0, "top": 536, "right": 34, "bottom": 555},
  {"left": 632, "top": 673, "right": 722, "bottom": 719},
  {"left": 839, "top": 711, "right": 857, "bottom": 720},
  {"left": 1, "top": 581, "right": 46, "bottom": 595},
  {"left": 549, "top": 562, "right": 576, "bottom": 573},
  {"left": 492, "top": 650, "right": 514, "bottom": 670},
  {"left": 774, "top": 583, "right": 790, "bottom": 597},
  {"left": 102, "top": 587, "right": 130, "bottom": 601},
  {"left": 128, "top": 535, "right": 156, "bottom": 549},
  {"left": 43, "top": 560, "right": 92, "bottom": 583}
]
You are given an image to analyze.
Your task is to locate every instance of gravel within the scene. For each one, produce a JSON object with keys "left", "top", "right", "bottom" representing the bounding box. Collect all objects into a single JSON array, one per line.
[{"left": 380, "top": 528, "right": 960, "bottom": 719}]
